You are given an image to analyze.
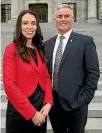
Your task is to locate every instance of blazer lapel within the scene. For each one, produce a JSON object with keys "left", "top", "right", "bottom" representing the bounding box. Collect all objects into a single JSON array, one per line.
[
  {"left": 60, "top": 31, "right": 77, "bottom": 67},
  {"left": 49, "top": 36, "right": 57, "bottom": 73}
]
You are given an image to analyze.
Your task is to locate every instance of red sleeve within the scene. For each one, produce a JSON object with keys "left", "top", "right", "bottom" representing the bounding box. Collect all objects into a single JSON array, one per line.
[
  {"left": 43, "top": 63, "right": 53, "bottom": 105},
  {"left": 3, "top": 44, "right": 36, "bottom": 120}
]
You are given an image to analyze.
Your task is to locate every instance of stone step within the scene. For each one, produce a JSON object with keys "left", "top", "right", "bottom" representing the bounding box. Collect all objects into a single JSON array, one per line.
[
  {"left": 0, "top": 73, "right": 2, "bottom": 81},
  {"left": 0, "top": 69, "right": 102, "bottom": 80},
  {"left": 1, "top": 27, "right": 102, "bottom": 36},
  {"left": 1, "top": 23, "right": 102, "bottom": 50},
  {"left": 1, "top": 36, "right": 102, "bottom": 53},
  {"left": 1, "top": 80, "right": 102, "bottom": 90},
  {"left": 1, "top": 117, "right": 102, "bottom": 133},
  {"left": 1, "top": 129, "right": 102, "bottom": 133},
  {"left": 1, "top": 128, "right": 102, "bottom": 133},
  {"left": 0, "top": 66, "right": 2, "bottom": 74},
  {"left": 98, "top": 81, "right": 102, "bottom": 85},
  {"left": 88, "top": 103, "right": 102, "bottom": 117},
  {"left": 99, "top": 61, "right": 102, "bottom": 67},
  {"left": 100, "top": 67, "right": 102, "bottom": 73},
  {"left": 3, "top": 73, "right": 102, "bottom": 82},
  {"left": 1, "top": 56, "right": 102, "bottom": 61},
  {"left": 0, "top": 66, "right": 102, "bottom": 74},
  {"left": 47, "top": 118, "right": 102, "bottom": 132},
  {"left": 1, "top": 89, "right": 102, "bottom": 103},
  {"left": 1, "top": 102, "right": 102, "bottom": 118},
  {"left": 99, "top": 74, "right": 102, "bottom": 80},
  {"left": 1, "top": 22, "right": 102, "bottom": 30}
]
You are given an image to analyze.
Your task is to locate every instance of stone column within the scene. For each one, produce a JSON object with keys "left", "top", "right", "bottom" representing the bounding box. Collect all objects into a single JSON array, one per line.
[
  {"left": 87, "top": 0, "right": 99, "bottom": 22},
  {"left": 51, "top": 0, "right": 62, "bottom": 21},
  {"left": 11, "top": 0, "right": 20, "bottom": 20},
  {"left": 98, "top": 0, "right": 102, "bottom": 22},
  {"left": 52, "top": 0, "right": 62, "bottom": 13},
  {"left": 20, "top": 0, "right": 25, "bottom": 11},
  {"left": 79, "top": 0, "right": 87, "bottom": 22}
]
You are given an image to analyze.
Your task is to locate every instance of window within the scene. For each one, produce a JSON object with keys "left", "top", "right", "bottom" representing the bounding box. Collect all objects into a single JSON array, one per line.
[
  {"left": 1, "top": 4, "right": 11, "bottom": 22},
  {"left": 29, "top": 3, "right": 48, "bottom": 23}
]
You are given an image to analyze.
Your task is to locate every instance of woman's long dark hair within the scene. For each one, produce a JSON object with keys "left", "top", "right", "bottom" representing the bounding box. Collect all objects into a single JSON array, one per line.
[{"left": 13, "top": 10, "right": 45, "bottom": 62}]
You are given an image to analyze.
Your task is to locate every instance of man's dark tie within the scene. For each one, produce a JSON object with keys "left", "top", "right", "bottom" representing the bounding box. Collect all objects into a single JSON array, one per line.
[{"left": 53, "top": 36, "right": 64, "bottom": 92}]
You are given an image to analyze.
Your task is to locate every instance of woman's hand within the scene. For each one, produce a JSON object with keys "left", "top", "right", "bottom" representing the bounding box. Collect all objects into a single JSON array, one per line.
[
  {"left": 40, "top": 103, "right": 52, "bottom": 118},
  {"left": 31, "top": 111, "right": 45, "bottom": 126}
]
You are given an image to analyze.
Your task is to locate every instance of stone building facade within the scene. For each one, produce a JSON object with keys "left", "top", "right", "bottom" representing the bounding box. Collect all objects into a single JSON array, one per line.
[{"left": 1, "top": 0, "right": 102, "bottom": 23}]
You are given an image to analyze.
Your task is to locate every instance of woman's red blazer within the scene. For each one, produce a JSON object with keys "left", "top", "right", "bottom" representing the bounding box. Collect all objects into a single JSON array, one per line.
[{"left": 3, "top": 42, "right": 53, "bottom": 120}]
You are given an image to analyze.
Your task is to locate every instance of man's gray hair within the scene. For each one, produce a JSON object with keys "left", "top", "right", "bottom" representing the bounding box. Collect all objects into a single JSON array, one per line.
[
  {"left": 56, "top": 4, "right": 72, "bottom": 11},
  {"left": 54, "top": 4, "right": 74, "bottom": 18}
]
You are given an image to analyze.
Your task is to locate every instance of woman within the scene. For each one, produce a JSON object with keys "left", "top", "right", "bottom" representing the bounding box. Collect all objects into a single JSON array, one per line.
[{"left": 3, "top": 10, "right": 53, "bottom": 133}]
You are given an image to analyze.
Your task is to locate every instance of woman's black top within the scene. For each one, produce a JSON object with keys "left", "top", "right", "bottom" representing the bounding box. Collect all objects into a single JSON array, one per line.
[{"left": 28, "top": 47, "right": 38, "bottom": 65}]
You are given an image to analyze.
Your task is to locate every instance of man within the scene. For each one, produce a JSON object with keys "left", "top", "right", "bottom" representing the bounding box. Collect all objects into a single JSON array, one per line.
[{"left": 44, "top": 5, "right": 100, "bottom": 133}]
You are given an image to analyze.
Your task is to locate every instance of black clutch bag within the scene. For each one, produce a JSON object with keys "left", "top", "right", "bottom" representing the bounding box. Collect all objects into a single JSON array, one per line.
[{"left": 28, "top": 84, "right": 44, "bottom": 111}]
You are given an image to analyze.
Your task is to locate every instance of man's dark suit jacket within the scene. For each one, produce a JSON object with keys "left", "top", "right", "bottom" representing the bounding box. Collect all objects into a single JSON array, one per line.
[{"left": 44, "top": 31, "right": 100, "bottom": 110}]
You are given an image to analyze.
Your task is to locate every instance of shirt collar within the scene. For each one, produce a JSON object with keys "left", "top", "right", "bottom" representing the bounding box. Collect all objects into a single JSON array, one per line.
[{"left": 57, "top": 29, "right": 72, "bottom": 39}]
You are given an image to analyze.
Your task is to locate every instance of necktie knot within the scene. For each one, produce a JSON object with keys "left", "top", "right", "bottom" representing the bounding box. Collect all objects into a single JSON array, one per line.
[{"left": 59, "top": 36, "right": 64, "bottom": 41}]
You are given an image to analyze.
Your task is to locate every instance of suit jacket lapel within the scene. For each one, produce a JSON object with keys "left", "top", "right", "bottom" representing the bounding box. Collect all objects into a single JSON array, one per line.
[
  {"left": 49, "top": 36, "right": 57, "bottom": 73},
  {"left": 60, "top": 31, "right": 77, "bottom": 68}
]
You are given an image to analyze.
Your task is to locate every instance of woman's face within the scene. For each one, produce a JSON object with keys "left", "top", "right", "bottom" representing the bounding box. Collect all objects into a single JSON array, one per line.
[{"left": 21, "top": 13, "right": 37, "bottom": 40}]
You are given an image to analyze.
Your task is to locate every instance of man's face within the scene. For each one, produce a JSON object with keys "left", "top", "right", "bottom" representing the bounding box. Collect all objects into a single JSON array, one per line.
[{"left": 55, "top": 8, "right": 74, "bottom": 34}]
